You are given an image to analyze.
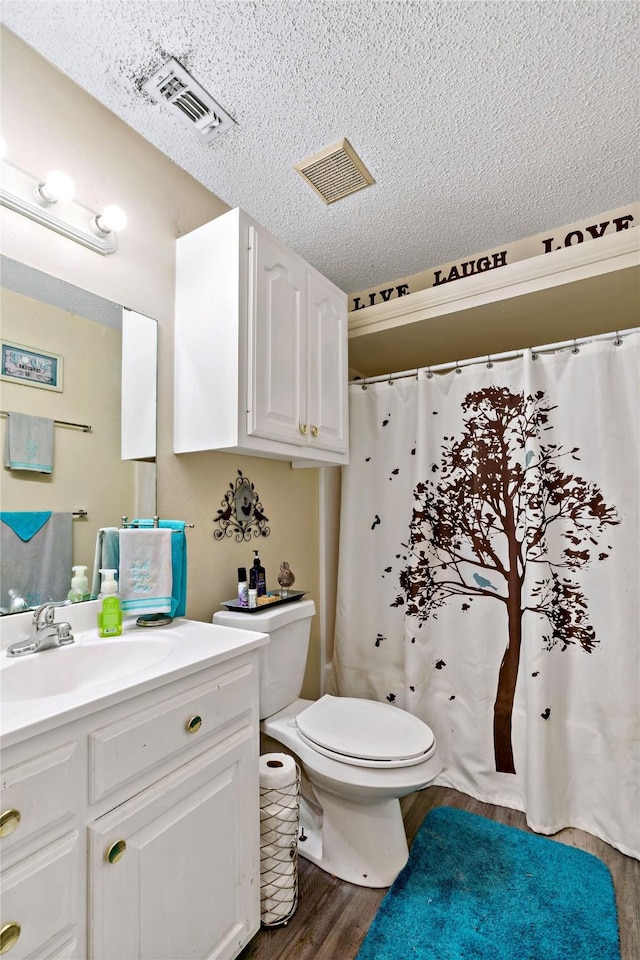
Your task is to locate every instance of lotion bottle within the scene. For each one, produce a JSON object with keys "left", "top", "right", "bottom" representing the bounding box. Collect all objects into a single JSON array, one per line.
[
  {"left": 251, "top": 549, "right": 267, "bottom": 597},
  {"left": 97, "top": 568, "right": 122, "bottom": 638}
]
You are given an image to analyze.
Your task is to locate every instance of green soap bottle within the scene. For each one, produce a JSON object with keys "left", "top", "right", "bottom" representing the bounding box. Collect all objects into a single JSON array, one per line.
[{"left": 97, "top": 568, "right": 122, "bottom": 638}]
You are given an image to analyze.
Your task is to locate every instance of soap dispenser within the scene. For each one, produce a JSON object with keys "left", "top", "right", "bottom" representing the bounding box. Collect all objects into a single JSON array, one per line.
[
  {"left": 68, "top": 565, "right": 90, "bottom": 602},
  {"left": 97, "top": 568, "right": 122, "bottom": 637}
]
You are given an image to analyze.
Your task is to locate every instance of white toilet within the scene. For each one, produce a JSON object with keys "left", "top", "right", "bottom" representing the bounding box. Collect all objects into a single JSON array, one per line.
[{"left": 213, "top": 599, "right": 442, "bottom": 887}]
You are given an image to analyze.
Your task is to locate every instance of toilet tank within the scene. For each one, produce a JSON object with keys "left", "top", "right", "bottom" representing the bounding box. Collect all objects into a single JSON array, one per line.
[{"left": 213, "top": 599, "right": 316, "bottom": 719}]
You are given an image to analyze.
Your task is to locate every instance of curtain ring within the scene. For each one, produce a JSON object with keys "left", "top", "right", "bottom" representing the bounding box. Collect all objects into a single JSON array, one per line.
[
  {"left": 614, "top": 331, "right": 623, "bottom": 346},
  {"left": 426, "top": 365, "right": 433, "bottom": 379},
  {"left": 455, "top": 361, "right": 462, "bottom": 374},
  {"left": 415, "top": 368, "right": 420, "bottom": 380},
  {"left": 531, "top": 349, "right": 539, "bottom": 361},
  {"left": 486, "top": 354, "right": 494, "bottom": 369},
  {"left": 388, "top": 373, "right": 394, "bottom": 385},
  {"left": 571, "top": 339, "right": 580, "bottom": 354},
  {"left": 361, "top": 377, "right": 368, "bottom": 390}
]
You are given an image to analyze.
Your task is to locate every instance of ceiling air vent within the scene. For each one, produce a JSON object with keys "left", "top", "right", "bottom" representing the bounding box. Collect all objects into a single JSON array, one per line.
[
  {"left": 142, "top": 57, "right": 235, "bottom": 143},
  {"left": 294, "top": 138, "right": 375, "bottom": 204}
]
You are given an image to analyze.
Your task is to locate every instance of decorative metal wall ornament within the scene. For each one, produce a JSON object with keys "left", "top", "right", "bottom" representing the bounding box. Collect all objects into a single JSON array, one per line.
[{"left": 213, "top": 470, "right": 270, "bottom": 542}]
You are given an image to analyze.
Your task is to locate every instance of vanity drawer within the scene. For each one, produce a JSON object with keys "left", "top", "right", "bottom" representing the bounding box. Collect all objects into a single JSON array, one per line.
[
  {"left": 89, "top": 661, "right": 255, "bottom": 803},
  {"left": 0, "top": 742, "right": 77, "bottom": 852},
  {"left": 0, "top": 829, "right": 80, "bottom": 959}
]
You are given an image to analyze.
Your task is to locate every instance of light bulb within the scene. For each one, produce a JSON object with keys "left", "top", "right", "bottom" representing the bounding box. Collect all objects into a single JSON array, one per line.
[
  {"left": 95, "top": 204, "right": 127, "bottom": 233},
  {"left": 38, "top": 170, "right": 75, "bottom": 204}
]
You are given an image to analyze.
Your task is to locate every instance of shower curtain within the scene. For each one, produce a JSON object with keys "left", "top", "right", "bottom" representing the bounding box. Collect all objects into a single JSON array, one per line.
[{"left": 333, "top": 332, "right": 639, "bottom": 859}]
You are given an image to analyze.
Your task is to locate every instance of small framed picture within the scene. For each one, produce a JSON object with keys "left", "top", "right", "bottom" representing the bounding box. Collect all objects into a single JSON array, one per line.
[{"left": 0, "top": 340, "right": 64, "bottom": 392}]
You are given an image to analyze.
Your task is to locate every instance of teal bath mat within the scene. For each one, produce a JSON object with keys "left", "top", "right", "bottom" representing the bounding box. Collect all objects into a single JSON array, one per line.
[{"left": 357, "top": 806, "right": 620, "bottom": 960}]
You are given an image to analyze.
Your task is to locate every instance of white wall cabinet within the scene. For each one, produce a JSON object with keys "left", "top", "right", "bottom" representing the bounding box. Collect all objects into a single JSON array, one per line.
[
  {"left": 174, "top": 207, "right": 349, "bottom": 465},
  {"left": 0, "top": 653, "right": 260, "bottom": 960}
]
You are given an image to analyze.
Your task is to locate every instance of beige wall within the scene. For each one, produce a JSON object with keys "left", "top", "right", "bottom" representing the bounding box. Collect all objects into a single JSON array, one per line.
[{"left": 0, "top": 28, "right": 323, "bottom": 697}]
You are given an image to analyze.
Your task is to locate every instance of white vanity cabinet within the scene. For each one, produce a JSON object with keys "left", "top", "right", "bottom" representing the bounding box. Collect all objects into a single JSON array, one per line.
[
  {"left": 0, "top": 650, "right": 261, "bottom": 960},
  {"left": 0, "top": 736, "right": 84, "bottom": 959},
  {"left": 174, "top": 207, "right": 349, "bottom": 465}
]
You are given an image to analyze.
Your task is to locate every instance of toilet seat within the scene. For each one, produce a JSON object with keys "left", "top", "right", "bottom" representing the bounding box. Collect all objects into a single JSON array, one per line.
[{"left": 295, "top": 695, "right": 436, "bottom": 769}]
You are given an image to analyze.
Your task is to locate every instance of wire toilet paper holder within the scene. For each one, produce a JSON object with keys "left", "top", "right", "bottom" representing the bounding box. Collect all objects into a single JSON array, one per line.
[{"left": 259, "top": 758, "right": 301, "bottom": 927}]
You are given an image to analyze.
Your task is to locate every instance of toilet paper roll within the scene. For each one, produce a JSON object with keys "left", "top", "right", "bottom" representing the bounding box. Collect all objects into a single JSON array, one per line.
[
  {"left": 260, "top": 826, "right": 297, "bottom": 848},
  {"left": 262, "top": 868, "right": 296, "bottom": 890},
  {"left": 260, "top": 841, "right": 296, "bottom": 860},
  {"left": 260, "top": 800, "right": 298, "bottom": 822},
  {"left": 262, "top": 898, "right": 296, "bottom": 924},
  {"left": 259, "top": 751, "right": 299, "bottom": 928},
  {"left": 260, "top": 786, "right": 298, "bottom": 806},
  {"left": 259, "top": 753, "right": 297, "bottom": 790},
  {"left": 260, "top": 856, "right": 296, "bottom": 878}
]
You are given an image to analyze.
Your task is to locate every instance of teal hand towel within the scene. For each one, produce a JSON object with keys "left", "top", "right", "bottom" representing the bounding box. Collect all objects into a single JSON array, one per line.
[
  {"left": 133, "top": 519, "right": 188, "bottom": 617},
  {"left": 0, "top": 512, "right": 72, "bottom": 610},
  {"left": 91, "top": 527, "right": 120, "bottom": 598},
  {"left": 0, "top": 511, "right": 52, "bottom": 542},
  {"left": 3, "top": 412, "right": 54, "bottom": 473}
]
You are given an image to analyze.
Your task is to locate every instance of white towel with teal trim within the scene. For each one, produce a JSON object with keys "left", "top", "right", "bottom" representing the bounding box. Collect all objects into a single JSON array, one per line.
[
  {"left": 4, "top": 412, "right": 54, "bottom": 473},
  {"left": 118, "top": 528, "right": 172, "bottom": 615}
]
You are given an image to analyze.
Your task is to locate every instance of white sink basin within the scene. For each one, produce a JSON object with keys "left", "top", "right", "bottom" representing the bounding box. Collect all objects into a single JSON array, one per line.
[
  {"left": 0, "top": 604, "right": 270, "bottom": 747},
  {"left": 1, "top": 637, "right": 170, "bottom": 700}
]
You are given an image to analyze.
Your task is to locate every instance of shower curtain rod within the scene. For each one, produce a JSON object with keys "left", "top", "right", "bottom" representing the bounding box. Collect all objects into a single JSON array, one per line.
[{"left": 349, "top": 326, "right": 639, "bottom": 386}]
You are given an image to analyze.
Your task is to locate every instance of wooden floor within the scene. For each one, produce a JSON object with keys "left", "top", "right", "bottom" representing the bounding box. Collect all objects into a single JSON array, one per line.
[{"left": 239, "top": 785, "right": 640, "bottom": 960}]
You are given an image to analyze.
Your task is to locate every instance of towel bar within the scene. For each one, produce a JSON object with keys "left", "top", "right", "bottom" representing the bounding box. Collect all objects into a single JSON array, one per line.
[
  {"left": 0, "top": 410, "right": 92, "bottom": 432},
  {"left": 120, "top": 516, "right": 195, "bottom": 530}
]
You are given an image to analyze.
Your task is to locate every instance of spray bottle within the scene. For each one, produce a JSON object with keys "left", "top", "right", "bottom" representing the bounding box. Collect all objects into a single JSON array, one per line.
[
  {"left": 68, "top": 565, "right": 90, "bottom": 602},
  {"left": 237, "top": 567, "right": 249, "bottom": 607},
  {"left": 97, "top": 569, "right": 122, "bottom": 638}
]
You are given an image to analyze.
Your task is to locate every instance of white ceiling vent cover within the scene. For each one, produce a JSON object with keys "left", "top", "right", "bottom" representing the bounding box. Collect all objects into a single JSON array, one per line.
[
  {"left": 142, "top": 57, "right": 234, "bottom": 142},
  {"left": 295, "top": 138, "right": 375, "bottom": 204}
]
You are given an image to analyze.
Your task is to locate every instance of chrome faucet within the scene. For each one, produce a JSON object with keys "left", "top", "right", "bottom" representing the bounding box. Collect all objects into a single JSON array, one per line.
[{"left": 6, "top": 601, "right": 75, "bottom": 657}]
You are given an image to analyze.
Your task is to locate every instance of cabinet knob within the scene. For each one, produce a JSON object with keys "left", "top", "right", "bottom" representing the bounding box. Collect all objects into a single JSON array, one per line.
[
  {"left": 0, "top": 810, "right": 21, "bottom": 838},
  {"left": 299, "top": 423, "right": 308, "bottom": 435},
  {"left": 105, "top": 839, "right": 127, "bottom": 864},
  {"left": 186, "top": 715, "right": 202, "bottom": 734},
  {"left": 0, "top": 923, "right": 21, "bottom": 954},
  {"left": 310, "top": 425, "right": 319, "bottom": 437}
]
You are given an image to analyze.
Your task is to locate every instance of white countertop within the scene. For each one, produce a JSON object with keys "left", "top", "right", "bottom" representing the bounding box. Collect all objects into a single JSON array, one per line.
[{"left": 0, "top": 602, "right": 268, "bottom": 748}]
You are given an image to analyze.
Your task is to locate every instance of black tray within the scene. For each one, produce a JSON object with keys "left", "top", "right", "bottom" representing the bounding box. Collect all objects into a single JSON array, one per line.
[{"left": 220, "top": 590, "right": 307, "bottom": 613}]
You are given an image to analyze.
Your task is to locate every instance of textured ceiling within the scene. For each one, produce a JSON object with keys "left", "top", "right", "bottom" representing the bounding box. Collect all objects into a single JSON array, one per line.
[{"left": 1, "top": 1, "right": 638, "bottom": 294}]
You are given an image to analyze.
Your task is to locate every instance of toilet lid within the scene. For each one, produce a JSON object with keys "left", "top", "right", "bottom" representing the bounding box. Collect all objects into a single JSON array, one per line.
[{"left": 296, "top": 695, "right": 435, "bottom": 769}]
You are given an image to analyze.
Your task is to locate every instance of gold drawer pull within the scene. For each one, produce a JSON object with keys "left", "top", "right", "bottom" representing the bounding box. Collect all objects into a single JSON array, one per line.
[
  {"left": 186, "top": 715, "right": 202, "bottom": 734},
  {"left": 0, "top": 810, "right": 21, "bottom": 838},
  {"left": 310, "top": 425, "right": 319, "bottom": 437},
  {"left": 299, "top": 423, "right": 308, "bottom": 435},
  {"left": 105, "top": 839, "right": 127, "bottom": 864},
  {"left": 0, "top": 922, "right": 21, "bottom": 954}
]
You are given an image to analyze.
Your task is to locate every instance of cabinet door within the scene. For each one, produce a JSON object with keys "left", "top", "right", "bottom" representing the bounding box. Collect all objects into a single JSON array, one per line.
[
  {"left": 307, "top": 271, "right": 348, "bottom": 453},
  {"left": 89, "top": 731, "right": 259, "bottom": 960},
  {"left": 121, "top": 308, "right": 157, "bottom": 460},
  {"left": 248, "top": 226, "right": 307, "bottom": 444}
]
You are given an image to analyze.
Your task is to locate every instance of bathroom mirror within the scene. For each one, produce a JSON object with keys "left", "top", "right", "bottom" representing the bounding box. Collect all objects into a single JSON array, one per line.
[{"left": 0, "top": 256, "right": 157, "bottom": 613}]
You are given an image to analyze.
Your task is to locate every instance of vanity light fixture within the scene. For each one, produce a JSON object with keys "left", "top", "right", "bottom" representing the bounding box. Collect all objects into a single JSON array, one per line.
[{"left": 0, "top": 157, "right": 127, "bottom": 255}]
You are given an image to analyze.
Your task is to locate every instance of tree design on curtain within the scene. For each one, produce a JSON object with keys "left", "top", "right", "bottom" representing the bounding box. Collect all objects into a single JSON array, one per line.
[{"left": 392, "top": 386, "right": 619, "bottom": 774}]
